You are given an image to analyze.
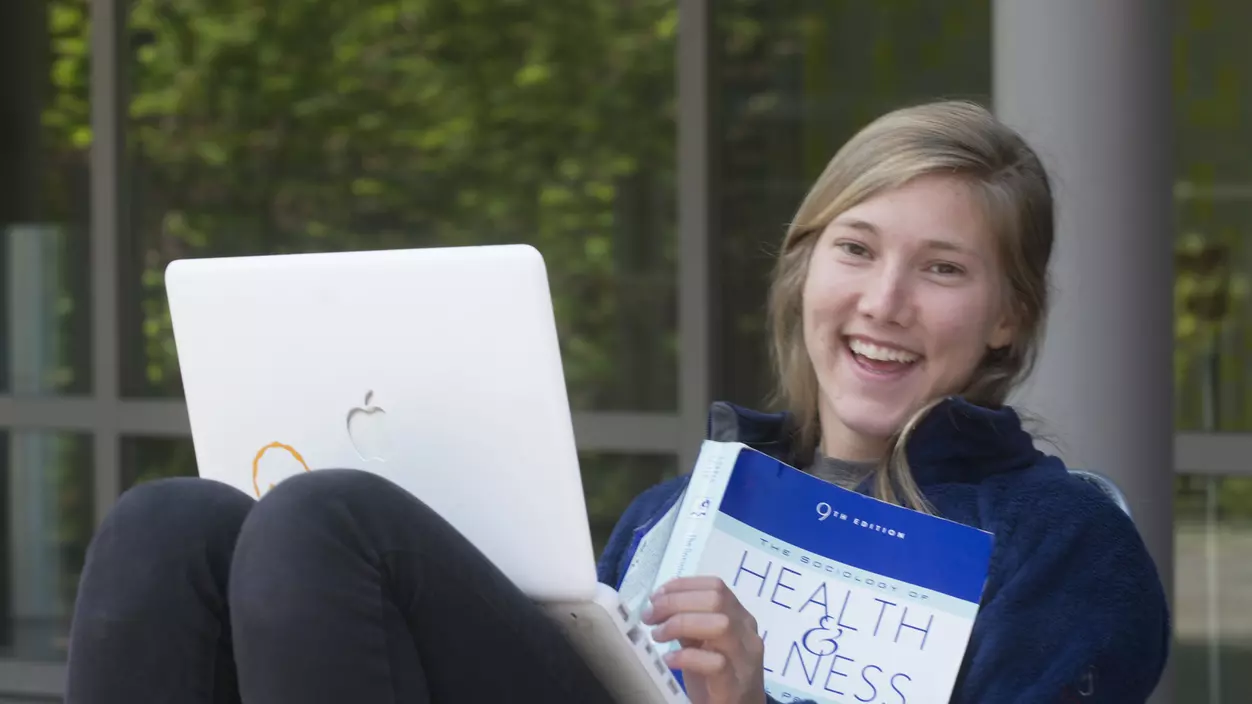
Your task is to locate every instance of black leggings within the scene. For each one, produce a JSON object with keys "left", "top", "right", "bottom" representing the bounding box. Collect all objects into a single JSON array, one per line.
[{"left": 65, "top": 468, "right": 616, "bottom": 703}]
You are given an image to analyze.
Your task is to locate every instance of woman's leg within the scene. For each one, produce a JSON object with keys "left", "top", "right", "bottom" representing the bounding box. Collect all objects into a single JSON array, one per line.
[
  {"left": 230, "top": 469, "right": 616, "bottom": 704},
  {"left": 65, "top": 477, "right": 254, "bottom": 704}
]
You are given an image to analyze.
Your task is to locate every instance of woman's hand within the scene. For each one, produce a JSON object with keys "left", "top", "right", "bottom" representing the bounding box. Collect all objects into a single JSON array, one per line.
[{"left": 642, "top": 576, "right": 766, "bottom": 704}]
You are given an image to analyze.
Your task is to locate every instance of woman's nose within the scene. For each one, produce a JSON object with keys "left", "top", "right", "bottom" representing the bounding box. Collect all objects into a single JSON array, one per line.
[{"left": 856, "top": 269, "right": 913, "bottom": 327}]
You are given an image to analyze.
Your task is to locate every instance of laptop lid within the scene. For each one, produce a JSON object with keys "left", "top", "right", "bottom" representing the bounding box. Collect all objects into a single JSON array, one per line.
[{"left": 165, "top": 244, "right": 599, "bottom": 602}]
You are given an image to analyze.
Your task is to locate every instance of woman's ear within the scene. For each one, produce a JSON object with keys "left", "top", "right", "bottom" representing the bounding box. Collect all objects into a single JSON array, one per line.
[
  {"left": 988, "top": 322, "right": 1014, "bottom": 351},
  {"left": 987, "top": 305, "right": 1016, "bottom": 351}
]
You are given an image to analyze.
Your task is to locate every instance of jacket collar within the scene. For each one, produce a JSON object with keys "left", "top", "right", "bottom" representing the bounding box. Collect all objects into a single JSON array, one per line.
[{"left": 706, "top": 396, "right": 1040, "bottom": 486}]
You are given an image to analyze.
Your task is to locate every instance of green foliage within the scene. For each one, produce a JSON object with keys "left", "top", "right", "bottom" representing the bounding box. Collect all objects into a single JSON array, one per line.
[
  {"left": 1173, "top": 0, "right": 1252, "bottom": 433},
  {"left": 112, "top": 0, "right": 678, "bottom": 409}
]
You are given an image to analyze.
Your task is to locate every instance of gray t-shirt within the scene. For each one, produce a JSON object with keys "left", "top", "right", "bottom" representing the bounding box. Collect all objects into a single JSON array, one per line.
[{"left": 808, "top": 452, "right": 877, "bottom": 490}]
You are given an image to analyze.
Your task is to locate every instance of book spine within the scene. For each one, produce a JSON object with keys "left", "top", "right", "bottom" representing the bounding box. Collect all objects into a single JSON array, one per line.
[{"left": 651, "top": 441, "right": 740, "bottom": 591}]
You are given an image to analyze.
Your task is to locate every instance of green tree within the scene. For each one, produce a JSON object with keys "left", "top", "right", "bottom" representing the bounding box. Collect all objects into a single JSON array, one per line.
[
  {"left": 114, "top": 0, "right": 677, "bottom": 411},
  {"left": 1173, "top": 0, "right": 1252, "bottom": 434},
  {"left": 37, "top": 0, "right": 679, "bottom": 555}
]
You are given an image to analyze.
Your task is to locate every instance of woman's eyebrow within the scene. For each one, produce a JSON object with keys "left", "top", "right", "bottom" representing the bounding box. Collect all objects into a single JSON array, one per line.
[{"left": 831, "top": 217, "right": 878, "bottom": 234}]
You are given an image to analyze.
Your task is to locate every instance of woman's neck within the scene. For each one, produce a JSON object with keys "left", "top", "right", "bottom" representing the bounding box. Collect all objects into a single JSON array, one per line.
[
  {"left": 818, "top": 424, "right": 887, "bottom": 464},
  {"left": 809, "top": 452, "right": 877, "bottom": 490}
]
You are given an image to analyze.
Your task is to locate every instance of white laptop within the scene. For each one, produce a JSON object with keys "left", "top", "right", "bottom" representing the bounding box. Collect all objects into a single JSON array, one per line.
[{"left": 165, "top": 244, "right": 687, "bottom": 704}]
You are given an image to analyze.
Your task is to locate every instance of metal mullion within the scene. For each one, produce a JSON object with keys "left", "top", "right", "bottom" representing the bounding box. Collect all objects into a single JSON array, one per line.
[
  {"left": 0, "top": 659, "right": 66, "bottom": 698},
  {"left": 89, "top": 0, "right": 125, "bottom": 524},
  {"left": 0, "top": 397, "right": 99, "bottom": 431},
  {"left": 1176, "top": 433, "right": 1252, "bottom": 477},
  {"left": 677, "top": 0, "right": 713, "bottom": 476},
  {"left": 0, "top": 396, "right": 685, "bottom": 453}
]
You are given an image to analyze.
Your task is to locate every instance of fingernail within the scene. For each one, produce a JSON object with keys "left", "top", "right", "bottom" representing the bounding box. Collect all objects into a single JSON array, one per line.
[{"left": 640, "top": 605, "right": 654, "bottom": 623}]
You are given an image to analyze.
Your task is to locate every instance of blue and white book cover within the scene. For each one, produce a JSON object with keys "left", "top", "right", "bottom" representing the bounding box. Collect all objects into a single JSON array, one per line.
[{"left": 631, "top": 440, "right": 994, "bottom": 704}]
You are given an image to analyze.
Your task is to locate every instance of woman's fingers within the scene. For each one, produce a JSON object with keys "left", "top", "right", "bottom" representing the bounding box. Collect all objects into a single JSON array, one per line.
[
  {"left": 643, "top": 576, "right": 767, "bottom": 704},
  {"left": 644, "top": 577, "right": 757, "bottom": 628},
  {"left": 657, "top": 576, "right": 728, "bottom": 594},
  {"left": 662, "top": 646, "right": 728, "bottom": 675},
  {"left": 651, "top": 611, "right": 732, "bottom": 643},
  {"left": 643, "top": 588, "right": 729, "bottom": 625}
]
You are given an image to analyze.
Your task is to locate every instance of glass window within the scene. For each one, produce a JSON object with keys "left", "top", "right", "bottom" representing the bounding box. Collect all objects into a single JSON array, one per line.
[
  {"left": 121, "top": 1, "right": 678, "bottom": 412},
  {"left": 0, "top": 0, "right": 92, "bottom": 396},
  {"left": 123, "top": 435, "right": 674, "bottom": 558},
  {"left": 580, "top": 453, "right": 677, "bottom": 556},
  {"left": 121, "top": 435, "right": 197, "bottom": 490},
  {"left": 1174, "top": 0, "right": 1252, "bottom": 431},
  {"left": 1174, "top": 7, "right": 1252, "bottom": 698},
  {"left": 710, "top": 0, "right": 991, "bottom": 407},
  {"left": 1175, "top": 474, "right": 1252, "bottom": 702},
  {"left": 0, "top": 430, "right": 93, "bottom": 661}
]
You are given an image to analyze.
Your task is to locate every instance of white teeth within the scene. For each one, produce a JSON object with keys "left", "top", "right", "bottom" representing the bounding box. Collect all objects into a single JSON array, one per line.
[{"left": 848, "top": 338, "right": 919, "bottom": 364}]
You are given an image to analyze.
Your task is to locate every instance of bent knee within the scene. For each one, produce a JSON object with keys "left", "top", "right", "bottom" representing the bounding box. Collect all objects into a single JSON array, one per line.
[
  {"left": 231, "top": 470, "right": 403, "bottom": 593},
  {"left": 235, "top": 469, "right": 424, "bottom": 564},
  {"left": 253, "top": 468, "right": 405, "bottom": 519},
  {"left": 77, "top": 478, "right": 252, "bottom": 611},
  {"left": 101, "top": 477, "right": 253, "bottom": 550}
]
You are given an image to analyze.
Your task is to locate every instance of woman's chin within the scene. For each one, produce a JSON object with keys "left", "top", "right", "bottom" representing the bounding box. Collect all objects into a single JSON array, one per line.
[{"left": 832, "top": 400, "right": 912, "bottom": 442}]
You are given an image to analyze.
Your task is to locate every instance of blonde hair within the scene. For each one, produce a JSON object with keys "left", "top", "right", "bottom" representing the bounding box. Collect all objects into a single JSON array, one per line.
[{"left": 767, "top": 100, "right": 1054, "bottom": 512}]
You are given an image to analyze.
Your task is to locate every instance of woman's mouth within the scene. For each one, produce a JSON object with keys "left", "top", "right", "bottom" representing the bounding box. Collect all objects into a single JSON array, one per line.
[{"left": 845, "top": 336, "right": 921, "bottom": 376}]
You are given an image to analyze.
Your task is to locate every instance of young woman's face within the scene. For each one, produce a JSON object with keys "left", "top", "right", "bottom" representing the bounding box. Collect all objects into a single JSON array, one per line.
[{"left": 802, "top": 175, "right": 1015, "bottom": 460}]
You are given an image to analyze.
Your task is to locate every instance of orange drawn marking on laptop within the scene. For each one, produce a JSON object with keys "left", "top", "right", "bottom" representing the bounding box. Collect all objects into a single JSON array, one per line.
[{"left": 251, "top": 442, "right": 311, "bottom": 498}]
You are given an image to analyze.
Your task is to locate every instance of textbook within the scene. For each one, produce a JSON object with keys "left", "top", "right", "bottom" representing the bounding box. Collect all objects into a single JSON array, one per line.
[{"left": 617, "top": 441, "right": 994, "bottom": 704}]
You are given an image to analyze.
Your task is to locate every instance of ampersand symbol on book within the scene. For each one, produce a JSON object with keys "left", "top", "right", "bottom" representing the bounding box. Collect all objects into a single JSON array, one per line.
[{"left": 801, "top": 615, "right": 843, "bottom": 657}]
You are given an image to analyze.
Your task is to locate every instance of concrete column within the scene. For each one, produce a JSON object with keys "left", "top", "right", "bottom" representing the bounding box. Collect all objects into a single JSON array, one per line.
[{"left": 993, "top": 1, "right": 1175, "bottom": 702}]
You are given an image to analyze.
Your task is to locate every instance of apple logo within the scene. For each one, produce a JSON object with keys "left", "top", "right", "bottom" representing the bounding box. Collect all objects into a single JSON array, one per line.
[{"left": 346, "top": 390, "right": 392, "bottom": 462}]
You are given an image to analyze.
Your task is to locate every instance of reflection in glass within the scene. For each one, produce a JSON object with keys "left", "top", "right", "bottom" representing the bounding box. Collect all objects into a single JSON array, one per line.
[
  {"left": 0, "top": 0, "right": 92, "bottom": 396},
  {"left": 1173, "top": 205, "right": 1252, "bottom": 432},
  {"left": 1173, "top": 1, "right": 1252, "bottom": 431},
  {"left": 4, "top": 226, "right": 91, "bottom": 396},
  {"left": 0, "top": 429, "right": 93, "bottom": 661},
  {"left": 710, "top": 0, "right": 991, "bottom": 407},
  {"left": 1175, "top": 474, "right": 1252, "bottom": 702},
  {"left": 121, "top": 435, "right": 197, "bottom": 490},
  {"left": 121, "top": 1, "right": 678, "bottom": 411},
  {"left": 580, "top": 453, "right": 676, "bottom": 557}
]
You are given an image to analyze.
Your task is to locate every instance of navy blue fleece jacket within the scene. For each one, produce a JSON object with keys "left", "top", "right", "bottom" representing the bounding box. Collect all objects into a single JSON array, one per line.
[{"left": 595, "top": 398, "right": 1169, "bottom": 703}]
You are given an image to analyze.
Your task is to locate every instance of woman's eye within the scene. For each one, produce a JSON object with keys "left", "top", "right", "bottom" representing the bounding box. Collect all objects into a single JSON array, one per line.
[
  {"left": 836, "top": 242, "right": 870, "bottom": 258},
  {"left": 927, "top": 262, "right": 964, "bottom": 276}
]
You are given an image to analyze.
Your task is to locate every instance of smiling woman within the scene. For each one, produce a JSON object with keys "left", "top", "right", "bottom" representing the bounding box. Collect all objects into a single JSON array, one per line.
[
  {"left": 600, "top": 100, "right": 1169, "bottom": 704},
  {"left": 801, "top": 175, "right": 1015, "bottom": 463},
  {"left": 765, "top": 102, "right": 1053, "bottom": 513}
]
